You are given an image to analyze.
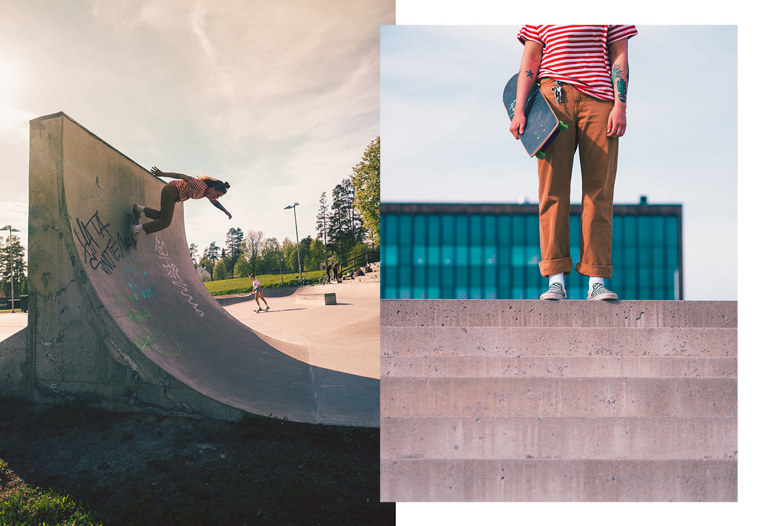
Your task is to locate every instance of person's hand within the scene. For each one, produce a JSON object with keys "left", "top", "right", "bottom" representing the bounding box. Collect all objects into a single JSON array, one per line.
[
  {"left": 226, "top": 212, "right": 232, "bottom": 219},
  {"left": 607, "top": 106, "right": 627, "bottom": 137},
  {"left": 150, "top": 166, "right": 163, "bottom": 177},
  {"left": 510, "top": 112, "right": 527, "bottom": 140}
]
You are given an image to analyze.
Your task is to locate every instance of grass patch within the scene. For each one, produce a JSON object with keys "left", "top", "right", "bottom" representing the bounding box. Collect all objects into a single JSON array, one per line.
[
  {"left": 203, "top": 270, "right": 325, "bottom": 296},
  {"left": 0, "top": 486, "right": 102, "bottom": 526}
]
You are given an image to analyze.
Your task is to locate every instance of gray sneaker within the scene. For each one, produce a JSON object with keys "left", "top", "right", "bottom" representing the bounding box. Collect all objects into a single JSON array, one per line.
[
  {"left": 587, "top": 283, "right": 618, "bottom": 301},
  {"left": 540, "top": 282, "right": 566, "bottom": 300}
]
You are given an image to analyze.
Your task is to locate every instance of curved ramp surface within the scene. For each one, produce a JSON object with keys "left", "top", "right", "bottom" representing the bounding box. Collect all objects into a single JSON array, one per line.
[{"left": 26, "top": 112, "right": 378, "bottom": 426}]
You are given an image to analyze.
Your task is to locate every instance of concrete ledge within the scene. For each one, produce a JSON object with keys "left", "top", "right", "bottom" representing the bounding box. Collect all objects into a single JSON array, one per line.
[
  {"left": 381, "top": 416, "right": 737, "bottom": 460},
  {"left": 381, "top": 458, "right": 737, "bottom": 501},
  {"left": 296, "top": 293, "right": 337, "bottom": 305},
  {"left": 381, "top": 300, "right": 737, "bottom": 328},
  {"left": 381, "top": 377, "right": 736, "bottom": 418},
  {"left": 382, "top": 327, "right": 736, "bottom": 357},
  {"left": 382, "top": 355, "right": 737, "bottom": 378}
]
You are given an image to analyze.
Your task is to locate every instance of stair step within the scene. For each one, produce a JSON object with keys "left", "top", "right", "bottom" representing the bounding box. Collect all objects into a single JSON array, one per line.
[
  {"left": 382, "top": 355, "right": 736, "bottom": 378},
  {"left": 381, "top": 458, "right": 737, "bottom": 501},
  {"left": 381, "top": 377, "right": 737, "bottom": 418},
  {"left": 381, "top": 416, "right": 737, "bottom": 460},
  {"left": 381, "top": 300, "right": 737, "bottom": 328},
  {"left": 382, "top": 327, "right": 736, "bottom": 357}
]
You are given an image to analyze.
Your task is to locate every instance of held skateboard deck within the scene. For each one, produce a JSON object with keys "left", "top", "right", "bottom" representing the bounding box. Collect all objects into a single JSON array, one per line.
[{"left": 503, "top": 73, "right": 567, "bottom": 159}]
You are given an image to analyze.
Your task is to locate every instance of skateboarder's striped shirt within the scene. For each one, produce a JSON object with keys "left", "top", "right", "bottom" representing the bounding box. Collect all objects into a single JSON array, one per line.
[
  {"left": 517, "top": 25, "right": 638, "bottom": 102},
  {"left": 170, "top": 176, "right": 210, "bottom": 202}
]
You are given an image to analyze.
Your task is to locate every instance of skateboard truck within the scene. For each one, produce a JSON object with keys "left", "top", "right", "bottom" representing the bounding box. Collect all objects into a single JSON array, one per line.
[{"left": 535, "top": 120, "right": 568, "bottom": 159}]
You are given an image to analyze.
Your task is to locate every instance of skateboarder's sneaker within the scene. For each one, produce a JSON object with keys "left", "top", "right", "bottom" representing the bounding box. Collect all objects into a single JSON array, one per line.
[
  {"left": 540, "top": 282, "right": 566, "bottom": 301},
  {"left": 588, "top": 283, "right": 618, "bottom": 301},
  {"left": 256, "top": 307, "right": 263, "bottom": 313},
  {"left": 265, "top": 306, "right": 270, "bottom": 312},
  {"left": 132, "top": 204, "right": 143, "bottom": 219}
]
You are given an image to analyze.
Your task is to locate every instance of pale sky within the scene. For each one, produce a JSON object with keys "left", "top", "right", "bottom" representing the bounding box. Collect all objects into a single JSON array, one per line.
[
  {"left": 0, "top": 0, "right": 394, "bottom": 256},
  {"left": 381, "top": 24, "right": 737, "bottom": 301}
]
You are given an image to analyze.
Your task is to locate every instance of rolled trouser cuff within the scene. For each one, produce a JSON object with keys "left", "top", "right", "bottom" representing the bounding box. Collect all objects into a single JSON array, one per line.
[
  {"left": 539, "top": 257, "right": 573, "bottom": 277},
  {"left": 575, "top": 261, "right": 612, "bottom": 279}
]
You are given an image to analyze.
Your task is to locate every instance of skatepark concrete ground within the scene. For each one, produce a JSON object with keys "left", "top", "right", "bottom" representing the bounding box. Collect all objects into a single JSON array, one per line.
[
  {"left": 0, "top": 312, "right": 27, "bottom": 340},
  {"left": 221, "top": 274, "right": 380, "bottom": 380},
  {"left": 0, "top": 268, "right": 380, "bottom": 378}
]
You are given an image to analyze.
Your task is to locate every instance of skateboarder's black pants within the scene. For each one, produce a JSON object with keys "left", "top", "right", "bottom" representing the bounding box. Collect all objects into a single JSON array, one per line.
[{"left": 142, "top": 184, "right": 181, "bottom": 235}]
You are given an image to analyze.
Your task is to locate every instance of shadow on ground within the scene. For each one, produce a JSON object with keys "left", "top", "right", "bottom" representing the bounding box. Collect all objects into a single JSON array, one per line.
[{"left": 0, "top": 397, "right": 394, "bottom": 525}]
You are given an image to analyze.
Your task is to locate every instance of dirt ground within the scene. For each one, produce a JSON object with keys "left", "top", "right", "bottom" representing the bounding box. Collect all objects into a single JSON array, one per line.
[{"left": 0, "top": 397, "right": 394, "bottom": 525}]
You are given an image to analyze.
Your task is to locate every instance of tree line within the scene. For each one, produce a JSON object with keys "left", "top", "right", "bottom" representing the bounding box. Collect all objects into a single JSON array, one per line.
[
  {"left": 192, "top": 137, "right": 380, "bottom": 281},
  {"left": 0, "top": 234, "right": 27, "bottom": 299}
]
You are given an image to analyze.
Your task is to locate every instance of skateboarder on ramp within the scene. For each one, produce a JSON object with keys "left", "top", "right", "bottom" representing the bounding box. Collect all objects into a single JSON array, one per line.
[{"left": 25, "top": 112, "right": 378, "bottom": 427}]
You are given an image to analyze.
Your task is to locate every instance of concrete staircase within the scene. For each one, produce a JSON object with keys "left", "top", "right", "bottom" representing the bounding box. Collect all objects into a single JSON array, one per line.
[{"left": 380, "top": 300, "right": 737, "bottom": 501}]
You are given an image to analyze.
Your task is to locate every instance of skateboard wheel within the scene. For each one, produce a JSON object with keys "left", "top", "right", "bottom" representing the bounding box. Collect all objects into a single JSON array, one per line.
[
  {"left": 536, "top": 151, "right": 546, "bottom": 160},
  {"left": 559, "top": 121, "right": 568, "bottom": 131}
]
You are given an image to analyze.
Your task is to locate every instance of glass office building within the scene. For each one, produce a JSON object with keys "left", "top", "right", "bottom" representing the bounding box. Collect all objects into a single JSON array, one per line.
[{"left": 381, "top": 198, "right": 683, "bottom": 300}]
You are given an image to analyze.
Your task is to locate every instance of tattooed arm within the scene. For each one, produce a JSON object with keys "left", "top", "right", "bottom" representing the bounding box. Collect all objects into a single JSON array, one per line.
[
  {"left": 510, "top": 40, "right": 543, "bottom": 140},
  {"left": 607, "top": 38, "right": 630, "bottom": 137}
]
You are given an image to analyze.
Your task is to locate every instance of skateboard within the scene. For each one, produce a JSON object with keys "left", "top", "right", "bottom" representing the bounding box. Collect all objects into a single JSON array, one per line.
[
  {"left": 125, "top": 205, "right": 140, "bottom": 248},
  {"left": 503, "top": 73, "right": 568, "bottom": 159}
]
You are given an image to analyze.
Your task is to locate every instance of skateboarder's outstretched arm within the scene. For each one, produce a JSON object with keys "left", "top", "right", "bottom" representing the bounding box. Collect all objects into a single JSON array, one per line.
[
  {"left": 209, "top": 198, "right": 232, "bottom": 219},
  {"left": 607, "top": 38, "right": 630, "bottom": 138},
  {"left": 510, "top": 40, "right": 543, "bottom": 140},
  {"left": 150, "top": 166, "right": 192, "bottom": 181}
]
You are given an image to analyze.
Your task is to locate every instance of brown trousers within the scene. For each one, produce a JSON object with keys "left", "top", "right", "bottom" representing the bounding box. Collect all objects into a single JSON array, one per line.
[
  {"left": 537, "top": 79, "right": 618, "bottom": 279},
  {"left": 143, "top": 184, "right": 180, "bottom": 235}
]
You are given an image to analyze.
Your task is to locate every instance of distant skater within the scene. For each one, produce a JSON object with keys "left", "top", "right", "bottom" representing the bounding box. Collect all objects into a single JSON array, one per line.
[
  {"left": 131, "top": 167, "right": 232, "bottom": 237},
  {"left": 250, "top": 274, "right": 270, "bottom": 312}
]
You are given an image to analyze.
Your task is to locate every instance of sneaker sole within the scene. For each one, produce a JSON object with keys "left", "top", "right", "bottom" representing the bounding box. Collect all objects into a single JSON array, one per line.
[
  {"left": 588, "top": 292, "right": 618, "bottom": 301},
  {"left": 540, "top": 292, "right": 565, "bottom": 300}
]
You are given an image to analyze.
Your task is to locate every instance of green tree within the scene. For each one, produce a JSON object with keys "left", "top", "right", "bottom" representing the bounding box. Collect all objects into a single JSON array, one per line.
[
  {"left": 351, "top": 136, "right": 380, "bottom": 245},
  {"left": 315, "top": 191, "right": 330, "bottom": 246},
  {"left": 0, "top": 234, "right": 26, "bottom": 299},
  {"left": 282, "top": 238, "right": 297, "bottom": 273},
  {"left": 309, "top": 238, "right": 327, "bottom": 271},
  {"left": 233, "top": 254, "right": 253, "bottom": 278},
  {"left": 224, "top": 228, "right": 244, "bottom": 272},
  {"left": 188, "top": 243, "right": 199, "bottom": 266},
  {"left": 213, "top": 259, "right": 229, "bottom": 280},
  {"left": 245, "top": 230, "right": 265, "bottom": 272},
  {"left": 258, "top": 237, "right": 282, "bottom": 275},
  {"left": 327, "top": 178, "right": 366, "bottom": 262}
]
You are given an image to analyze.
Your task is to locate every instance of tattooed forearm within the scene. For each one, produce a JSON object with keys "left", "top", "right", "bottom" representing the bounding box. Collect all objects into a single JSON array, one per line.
[
  {"left": 524, "top": 68, "right": 535, "bottom": 79},
  {"left": 612, "top": 64, "right": 628, "bottom": 103}
]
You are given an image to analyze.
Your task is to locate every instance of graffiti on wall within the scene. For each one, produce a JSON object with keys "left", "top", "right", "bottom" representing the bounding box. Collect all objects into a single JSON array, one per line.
[
  {"left": 154, "top": 237, "right": 205, "bottom": 318},
  {"left": 75, "top": 209, "right": 181, "bottom": 357},
  {"left": 73, "top": 211, "right": 127, "bottom": 275}
]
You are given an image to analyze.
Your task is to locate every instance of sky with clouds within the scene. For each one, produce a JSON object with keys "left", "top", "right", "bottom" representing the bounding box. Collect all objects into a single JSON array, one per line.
[
  {"left": 381, "top": 24, "right": 738, "bottom": 301},
  {"left": 0, "top": 0, "right": 393, "bottom": 257}
]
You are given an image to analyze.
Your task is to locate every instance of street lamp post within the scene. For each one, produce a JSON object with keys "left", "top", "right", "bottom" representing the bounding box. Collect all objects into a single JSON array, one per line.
[
  {"left": 283, "top": 202, "right": 303, "bottom": 284},
  {"left": 2, "top": 225, "right": 20, "bottom": 313}
]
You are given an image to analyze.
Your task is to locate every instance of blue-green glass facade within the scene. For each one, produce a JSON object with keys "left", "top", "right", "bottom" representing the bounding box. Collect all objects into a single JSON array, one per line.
[{"left": 381, "top": 200, "right": 682, "bottom": 300}]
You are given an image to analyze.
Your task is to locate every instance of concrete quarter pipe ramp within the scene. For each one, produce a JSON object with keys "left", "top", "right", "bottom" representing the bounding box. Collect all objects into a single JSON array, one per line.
[{"left": 25, "top": 112, "right": 378, "bottom": 427}]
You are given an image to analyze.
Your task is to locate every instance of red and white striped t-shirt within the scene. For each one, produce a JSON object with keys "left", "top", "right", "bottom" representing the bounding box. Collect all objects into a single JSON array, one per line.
[
  {"left": 517, "top": 25, "right": 637, "bottom": 101},
  {"left": 169, "top": 177, "right": 209, "bottom": 202}
]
